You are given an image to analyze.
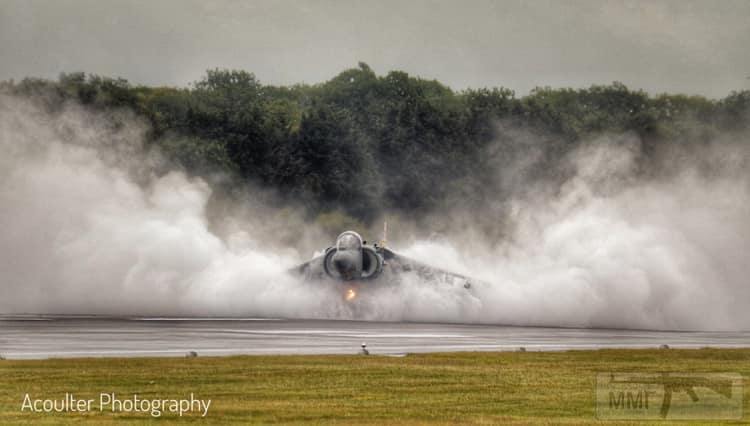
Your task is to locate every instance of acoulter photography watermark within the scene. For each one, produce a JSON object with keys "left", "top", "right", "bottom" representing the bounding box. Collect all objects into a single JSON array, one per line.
[{"left": 20, "top": 393, "right": 211, "bottom": 418}]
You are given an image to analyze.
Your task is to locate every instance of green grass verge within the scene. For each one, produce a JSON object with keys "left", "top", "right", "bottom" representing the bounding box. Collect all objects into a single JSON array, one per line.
[{"left": 0, "top": 349, "right": 748, "bottom": 424}]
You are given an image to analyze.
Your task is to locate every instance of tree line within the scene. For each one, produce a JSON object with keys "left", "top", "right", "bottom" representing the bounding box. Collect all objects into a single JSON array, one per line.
[{"left": 3, "top": 63, "right": 748, "bottom": 223}]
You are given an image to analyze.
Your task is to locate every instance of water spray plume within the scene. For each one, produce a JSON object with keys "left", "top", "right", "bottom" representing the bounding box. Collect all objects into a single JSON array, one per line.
[{"left": 1, "top": 95, "right": 748, "bottom": 331}]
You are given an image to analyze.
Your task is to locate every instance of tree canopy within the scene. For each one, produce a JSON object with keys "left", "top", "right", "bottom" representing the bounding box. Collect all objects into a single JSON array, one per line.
[{"left": 3, "top": 64, "right": 748, "bottom": 223}]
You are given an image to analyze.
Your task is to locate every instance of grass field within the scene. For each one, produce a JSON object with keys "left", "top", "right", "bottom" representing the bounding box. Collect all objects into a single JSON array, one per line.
[{"left": 0, "top": 349, "right": 748, "bottom": 424}]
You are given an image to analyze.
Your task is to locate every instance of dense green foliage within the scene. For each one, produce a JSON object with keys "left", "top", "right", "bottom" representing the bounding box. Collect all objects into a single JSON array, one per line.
[{"left": 3, "top": 63, "right": 748, "bottom": 222}]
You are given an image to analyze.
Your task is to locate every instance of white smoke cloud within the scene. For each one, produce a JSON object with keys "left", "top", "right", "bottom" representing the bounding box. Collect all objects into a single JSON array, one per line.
[
  {"left": 387, "top": 136, "right": 750, "bottom": 331},
  {"left": 1, "top": 95, "right": 748, "bottom": 331},
  {"left": 0, "top": 95, "right": 342, "bottom": 317}
]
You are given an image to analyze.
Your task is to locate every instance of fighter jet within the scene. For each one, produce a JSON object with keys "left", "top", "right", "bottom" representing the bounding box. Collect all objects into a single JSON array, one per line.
[{"left": 291, "top": 226, "right": 475, "bottom": 301}]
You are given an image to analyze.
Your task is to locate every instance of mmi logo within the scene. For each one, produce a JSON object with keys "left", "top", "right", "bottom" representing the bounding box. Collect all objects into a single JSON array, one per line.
[
  {"left": 596, "top": 372, "right": 743, "bottom": 420},
  {"left": 608, "top": 390, "right": 656, "bottom": 410}
]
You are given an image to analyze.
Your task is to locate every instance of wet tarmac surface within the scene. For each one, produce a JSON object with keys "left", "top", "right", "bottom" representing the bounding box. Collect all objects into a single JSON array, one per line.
[{"left": 1, "top": 316, "right": 749, "bottom": 359}]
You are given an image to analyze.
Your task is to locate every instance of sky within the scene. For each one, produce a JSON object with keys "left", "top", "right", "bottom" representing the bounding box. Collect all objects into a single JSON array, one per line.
[{"left": 1, "top": 0, "right": 749, "bottom": 98}]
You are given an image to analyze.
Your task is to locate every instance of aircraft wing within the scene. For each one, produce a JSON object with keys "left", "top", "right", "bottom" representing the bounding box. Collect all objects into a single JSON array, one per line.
[
  {"left": 289, "top": 253, "right": 327, "bottom": 280},
  {"left": 380, "top": 248, "right": 476, "bottom": 288}
]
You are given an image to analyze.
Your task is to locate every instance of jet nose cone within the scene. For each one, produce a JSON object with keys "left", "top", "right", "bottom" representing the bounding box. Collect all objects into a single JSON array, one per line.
[
  {"left": 334, "top": 257, "right": 354, "bottom": 273},
  {"left": 333, "top": 252, "right": 357, "bottom": 278}
]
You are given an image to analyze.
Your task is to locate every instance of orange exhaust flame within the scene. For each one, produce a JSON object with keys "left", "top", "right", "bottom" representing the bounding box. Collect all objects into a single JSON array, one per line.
[{"left": 345, "top": 288, "right": 357, "bottom": 301}]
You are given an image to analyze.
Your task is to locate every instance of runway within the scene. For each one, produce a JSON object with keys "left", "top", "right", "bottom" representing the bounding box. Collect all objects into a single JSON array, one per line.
[{"left": 1, "top": 317, "right": 749, "bottom": 359}]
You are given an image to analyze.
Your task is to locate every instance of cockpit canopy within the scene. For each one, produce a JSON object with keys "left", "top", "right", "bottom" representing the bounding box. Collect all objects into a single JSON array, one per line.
[{"left": 336, "top": 231, "right": 363, "bottom": 251}]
